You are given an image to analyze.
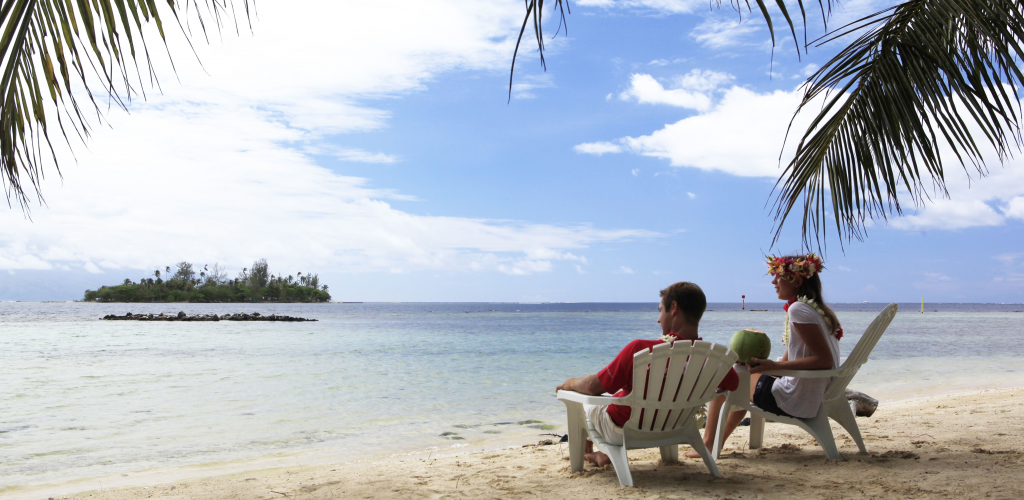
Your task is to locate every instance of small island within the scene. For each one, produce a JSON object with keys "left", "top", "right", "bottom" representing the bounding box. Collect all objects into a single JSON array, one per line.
[{"left": 84, "top": 259, "right": 331, "bottom": 303}]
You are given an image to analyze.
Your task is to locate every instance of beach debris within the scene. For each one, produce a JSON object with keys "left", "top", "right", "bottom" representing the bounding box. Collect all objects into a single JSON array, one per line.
[
  {"left": 757, "top": 443, "right": 802, "bottom": 454},
  {"left": 846, "top": 389, "right": 879, "bottom": 417},
  {"left": 100, "top": 312, "right": 316, "bottom": 322},
  {"left": 538, "top": 439, "right": 555, "bottom": 446},
  {"left": 971, "top": 448, "right": 1019, "bottom": 455},
  {"left": 876, "top": 450, "right": 920, "bottom": 460}
]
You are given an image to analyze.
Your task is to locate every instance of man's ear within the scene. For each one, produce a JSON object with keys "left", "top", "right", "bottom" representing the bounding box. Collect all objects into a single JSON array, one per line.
[{"left": 669, "top": 300, "right": 679, "bottom": 316}]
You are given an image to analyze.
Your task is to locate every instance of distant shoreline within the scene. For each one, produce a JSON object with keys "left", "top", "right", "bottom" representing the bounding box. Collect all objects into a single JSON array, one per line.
[{"left": 4, "top": 301, "right": 1022, "bottom": 312}]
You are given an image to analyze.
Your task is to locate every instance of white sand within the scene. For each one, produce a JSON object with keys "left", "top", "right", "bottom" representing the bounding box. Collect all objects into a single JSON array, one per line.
[{"left": 13, "top": 386, "right": 1024, "bottom": 500}]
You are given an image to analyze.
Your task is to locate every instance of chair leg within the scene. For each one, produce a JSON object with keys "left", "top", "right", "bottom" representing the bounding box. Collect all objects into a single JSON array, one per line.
[
  {"left": 805, "top": 412, "right": 841, "bottom": 461},
  {"left": 562, "top": 401, "right": 588, "bottom": 473},
  {"left": 828, "top": 399, "right": 866, "bottom": 454},
  {"left": 684, "top": 422, "right": 721, "bottom": 478},
  {"left": 601, "top": 444, "right": 633, "bottom": 487},
  {"left": 749, "top": 413, "right": 765, "bottom": 450},
  {"left": 660, "top": 444, "right": 679, "bottom": 463}
]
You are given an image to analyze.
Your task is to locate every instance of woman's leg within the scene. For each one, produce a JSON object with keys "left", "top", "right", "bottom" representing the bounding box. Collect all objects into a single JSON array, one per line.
[
  {"left": 684, "top": 394, "right": 748, "bottom": 458},
  {"left": 684, "top": 373, "right": 761, "bottom": 458}
]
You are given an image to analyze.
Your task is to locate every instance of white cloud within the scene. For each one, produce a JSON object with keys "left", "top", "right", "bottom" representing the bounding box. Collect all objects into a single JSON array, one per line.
[
  {"left": 690, "top": 18, "right": 762, "bottom": 49},
  {"left": 618, "top": 71, "right": 733, "bottom": 111},
  {"left": 995, "top": 253, "right": 1023, "bottom": 264},
  {"left": 800, "top": 63, "right": 820, "bottom": 78},
  {"left": 574, "top": 141, "right": 624, "bottom": 155},
  {"left": 511, "top": 74, "right": 555, "bottom": 99},
  {"left": 0, "top": 101, "right": 656, "bottom": 275},
  {"left": 498, "top": 260, "right": 554, "bottom": 275},
  {"left": 333, "top": 148, "right": 399, "bottom": 164},
  {"left": 578, "top": 77, "right": 1024, "bottom": 232},
  {"left": 138, "top": 1, "right": 528, "bottom": 137},
  {"left": 615, "top": 266, "right": 635, "bottom": 274},
  {"left": 686, "top": 192, "right": 696, "bottom": 199},
  {"left": 890, "top": 200, "right": 1004, "bottom": 231},
  {"left": 884, "top": 103, "right": 1024, "bottom": 231},
  {"left": 620, "top": 74, "right": 709, "bottom": 110},
  {"left": 1005, "top": 197, "right": 1024, "bottom": 220},
  {"left": 2, "top": 1, "right": 661, "bottom": 276},
  {"left": 598, "top": 86, "right": 808, "bottom": 177},
  {"left": 674, "top": 70, "right": 734, "bottom": 92},
  {"left": 649, "top": 59, "right": 670, "bottom": 66},
  {"left": 631, "top": 169, "right": 640, "bottom": 176},
  {"left": 577, "top": 0, "right": 704, "bottom": 14}
]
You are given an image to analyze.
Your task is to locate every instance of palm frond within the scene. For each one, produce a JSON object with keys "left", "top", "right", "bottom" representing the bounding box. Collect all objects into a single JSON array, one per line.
[
  {"left": 510, "top": 0, "right": 845, "bottom": 100},
  {"left": 0, "top": 0, "right": 251, "bottom": 211},
  {"left": 772, "top": 0, "right": 1024, "bottom": 251}
]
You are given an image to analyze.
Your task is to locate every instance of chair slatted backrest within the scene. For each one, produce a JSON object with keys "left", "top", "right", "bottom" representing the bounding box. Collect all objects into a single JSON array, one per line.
[
  {"left": 823, "top": 303, "right": 899, "bottom": 401},
  {"left": 625, "top": 341, "right": 737, "bottom": 434}
]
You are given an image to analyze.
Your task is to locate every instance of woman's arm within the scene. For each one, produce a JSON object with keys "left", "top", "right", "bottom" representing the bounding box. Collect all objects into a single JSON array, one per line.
[{"left": 749, "top": 322, "right": 833, "bottom": 373}]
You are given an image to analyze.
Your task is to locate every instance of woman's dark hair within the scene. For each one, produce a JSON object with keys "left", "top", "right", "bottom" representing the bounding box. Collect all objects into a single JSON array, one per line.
[
  {"left": 784, "top": 255, "right": 841, "bottom": 333},
  {"left": 660, "top": 282, "right": 706, "bottom": 326}
]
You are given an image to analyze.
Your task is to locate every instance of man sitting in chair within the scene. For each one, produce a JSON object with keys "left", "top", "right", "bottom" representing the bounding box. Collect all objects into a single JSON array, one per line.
[{"left": 556, "top": 282, "right": 739, "bottom": 466}]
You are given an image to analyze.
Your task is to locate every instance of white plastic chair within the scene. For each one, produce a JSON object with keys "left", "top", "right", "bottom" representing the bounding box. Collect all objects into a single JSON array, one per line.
[
  {"left": 557, "top": 341, "right": 738, "bottom": 486},
  {"left": 712, "top": 303, "right": 898, "bottom": 460}
]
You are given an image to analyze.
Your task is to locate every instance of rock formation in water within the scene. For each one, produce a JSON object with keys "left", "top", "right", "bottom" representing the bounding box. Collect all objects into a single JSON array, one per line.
[{"left": 101, "top": 312, "right": 316, "bottom": 322}]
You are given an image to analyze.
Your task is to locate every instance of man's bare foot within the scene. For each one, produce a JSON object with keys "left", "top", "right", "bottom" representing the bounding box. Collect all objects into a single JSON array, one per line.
[
  {"left": 683, "top": 445, "right": 711, "bottom": 459},
  {"left": 584, "top": 451, "right": 611, "bottom": 467}
]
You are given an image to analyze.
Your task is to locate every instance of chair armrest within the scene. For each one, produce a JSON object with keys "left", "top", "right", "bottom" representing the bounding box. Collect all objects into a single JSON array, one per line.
[
  {"left": 557, "top": 390, "right": 626, "bottom": 406},
  {"left": 759, "top": 368, "right": 841, "bottom": 378}
]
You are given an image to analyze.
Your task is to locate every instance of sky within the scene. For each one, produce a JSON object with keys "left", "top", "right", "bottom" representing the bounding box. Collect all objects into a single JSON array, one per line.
[{"left": 2, "top": 0, "right": 1023, "bottom": 303}]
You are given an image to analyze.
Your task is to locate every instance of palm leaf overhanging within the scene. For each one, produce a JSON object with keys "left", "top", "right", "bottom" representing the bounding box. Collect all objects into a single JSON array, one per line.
[
  {"left": 773, "top": 0, "right": 1024, "bottom": 250},
  {"left": 0, "top": 0, "right": 251, "bottom": 211},
  {"left": 515, "top": 0, "right": 1024, "bottom": 250}
]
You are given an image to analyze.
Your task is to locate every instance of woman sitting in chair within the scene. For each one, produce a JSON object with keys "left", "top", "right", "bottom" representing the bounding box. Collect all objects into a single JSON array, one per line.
[{"left": 686, "top": 253, "right": 843, "bottom": 457}]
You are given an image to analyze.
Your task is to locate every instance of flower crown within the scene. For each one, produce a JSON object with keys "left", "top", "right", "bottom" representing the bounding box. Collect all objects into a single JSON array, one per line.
[{"left": 766, "top": 253, "right": 824, "bottom": 281}]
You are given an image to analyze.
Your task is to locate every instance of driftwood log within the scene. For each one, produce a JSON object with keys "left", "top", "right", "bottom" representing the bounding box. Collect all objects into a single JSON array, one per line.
[
  {"left": 846, "top": 389, "right": 879, "bottom": 417},
  {"left": 101, "top": 312, "right": 316, "bottom": 322}
]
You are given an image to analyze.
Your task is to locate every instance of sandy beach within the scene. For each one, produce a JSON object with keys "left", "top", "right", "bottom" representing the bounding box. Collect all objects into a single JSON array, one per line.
[{"left": 16, "top": 386, "right": 1024, "bottom": 500}]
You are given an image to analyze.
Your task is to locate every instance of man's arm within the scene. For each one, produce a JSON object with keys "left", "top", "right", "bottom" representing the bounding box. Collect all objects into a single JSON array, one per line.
[{"left": 556, "top": 373, "right": 606, "bottom": 395}]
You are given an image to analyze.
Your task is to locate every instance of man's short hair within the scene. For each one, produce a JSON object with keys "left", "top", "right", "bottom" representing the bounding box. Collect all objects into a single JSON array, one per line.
[{"left": 660, "top": 282, "right": 706, "bottom": 326}]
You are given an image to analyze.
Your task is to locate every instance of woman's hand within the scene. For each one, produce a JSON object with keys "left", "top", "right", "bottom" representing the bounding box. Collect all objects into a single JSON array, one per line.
[{"left": 748, "top": 357, "right": 778, "bottom": 374}]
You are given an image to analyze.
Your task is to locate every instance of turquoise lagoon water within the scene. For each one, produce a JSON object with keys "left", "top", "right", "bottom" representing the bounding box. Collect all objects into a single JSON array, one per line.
[{"left": 2, "top": 301, "right": 1023, "bottom": 493}]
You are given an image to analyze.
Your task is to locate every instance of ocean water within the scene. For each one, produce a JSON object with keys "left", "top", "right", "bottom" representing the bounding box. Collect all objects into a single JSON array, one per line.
[{"left": 2, "top": 301, "right": 1023, "bottom": 494}]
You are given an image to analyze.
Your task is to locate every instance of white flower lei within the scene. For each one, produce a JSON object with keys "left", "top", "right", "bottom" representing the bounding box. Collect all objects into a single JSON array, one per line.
[{"left": 782, "top": 296, "right": 836, "bottom": 346}]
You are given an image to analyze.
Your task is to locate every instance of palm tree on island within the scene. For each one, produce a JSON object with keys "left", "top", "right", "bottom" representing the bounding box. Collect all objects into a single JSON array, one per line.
[{"left": 84, "top": 259, "right": 331, "bottom": 303}]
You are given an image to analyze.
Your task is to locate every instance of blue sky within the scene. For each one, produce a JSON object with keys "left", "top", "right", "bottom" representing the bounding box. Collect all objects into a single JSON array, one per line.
[{"left": 2, "top": 0, "right": 1023, "bottom": 303}]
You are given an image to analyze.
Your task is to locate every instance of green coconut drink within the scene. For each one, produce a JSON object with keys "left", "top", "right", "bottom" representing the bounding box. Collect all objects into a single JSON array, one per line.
[{"left": 729, "top": 329, "right": 772, "bottom": 365}]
